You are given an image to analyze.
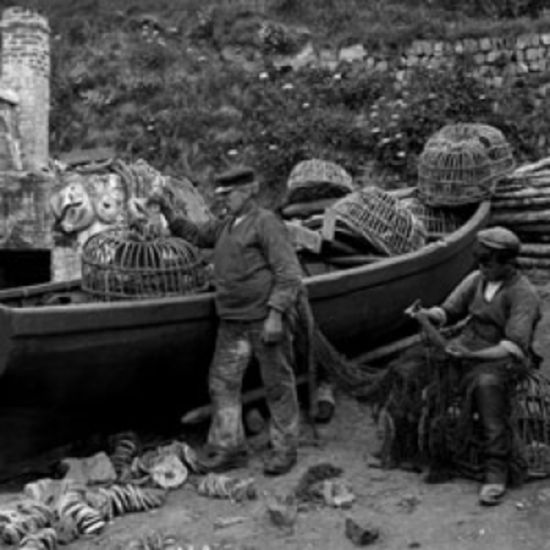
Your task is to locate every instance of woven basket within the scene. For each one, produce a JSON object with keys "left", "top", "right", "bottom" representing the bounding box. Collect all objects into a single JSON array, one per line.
[
  {"left": 326, "top": 186, "right": 427, "bottom": 256},
  {"left": 426, "top": 123, "right": 515, "bottom": 181},
  {"left": 418, "top": 137, "right": 493, "bottom": 207},
  {"left": 81, "top": 227, "right": 209, "bottom": 301},
  {"left": 400, "top": 195, "right": 462, "bottom": 235},
  {"left": 286, "top": 159, "right": 354, "bottom": 204}
]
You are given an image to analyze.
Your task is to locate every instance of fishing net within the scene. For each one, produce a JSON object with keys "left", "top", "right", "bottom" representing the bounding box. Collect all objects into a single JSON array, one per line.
[{"left": 374, "top": 334, "right": 550, "bottom": 482}]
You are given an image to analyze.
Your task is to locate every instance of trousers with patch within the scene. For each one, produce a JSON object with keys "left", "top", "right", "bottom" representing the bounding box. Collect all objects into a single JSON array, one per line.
[{"left": 207, "top": 319, "right": 300, "bottom": 453}]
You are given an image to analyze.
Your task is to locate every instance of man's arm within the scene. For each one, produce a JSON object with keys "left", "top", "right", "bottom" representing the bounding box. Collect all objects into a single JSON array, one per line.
[
  {"left": 440, "top": 271, "right": 480, "bottom": 325},
  {"left": 258, "top": 212, "right": 303, "bottom": 315},
  {"left": 149, "top": 195, "right": 223, "bottom": 248}
]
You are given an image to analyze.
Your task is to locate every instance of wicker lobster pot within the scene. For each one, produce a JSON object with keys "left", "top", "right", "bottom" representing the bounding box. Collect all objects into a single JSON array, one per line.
[
  {"left": 418, "top": 138, "right": 494, "bottom": 207},
  {"left": 400, "top": 195, "right": 462, "bottom": 235},
  {"left": 326, "top": 186, "right": 426, "bottom": 255},
  {"left": 81, "top": 227, "right": 209, "bottom": 301},
  {"left": 426, "top": 123, "right": 515, "bottom": 181},
  {"left": 286, "top": 159, "right": 354, "bottom": 204}
]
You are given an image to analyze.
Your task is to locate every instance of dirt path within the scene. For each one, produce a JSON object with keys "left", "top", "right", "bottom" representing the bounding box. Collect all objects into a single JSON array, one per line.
[{"left": 3, "top": 284, "right": 550, "bottom": 550}]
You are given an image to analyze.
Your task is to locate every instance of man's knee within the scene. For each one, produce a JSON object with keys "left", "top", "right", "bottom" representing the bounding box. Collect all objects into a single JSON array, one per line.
[{"left": 475, "top": 372, "right": 502, "bottom": 389}]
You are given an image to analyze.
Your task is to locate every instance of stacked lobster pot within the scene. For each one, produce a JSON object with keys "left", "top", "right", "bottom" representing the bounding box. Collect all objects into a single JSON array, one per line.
[
  {"left": 280, "top": 159, "right": 427, "bottom": 274},
  {"left": 417, "top": 122, "right": 515, "bottom": 208},
  {"left": 415, "top": 122, "right": 516, "bottom": 254},
  {"left": 490, "top": 157, "right": 550, "bottom": 283}
]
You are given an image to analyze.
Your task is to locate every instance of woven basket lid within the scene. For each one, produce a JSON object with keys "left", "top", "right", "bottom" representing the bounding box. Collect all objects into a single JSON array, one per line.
[
  {"left": 425, "top": 123, "right": 515, "bottom": 180},
  {"left": 287, "top": 159, "right": 354, "bottom": 192},
  {"left": 327, "top": 186, "right": 426, "bottom": 255},
  {"left": 418, "top": 137, "right": 493, "bottom": 207}
]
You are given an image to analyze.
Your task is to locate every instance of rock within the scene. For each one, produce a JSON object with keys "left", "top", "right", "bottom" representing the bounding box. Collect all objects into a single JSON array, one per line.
[
  {"left": 397, "top": 494, "right": 421, "bottom": 514},
  {"left": 61, "top": 451, "right": 117, "bottom": 485},
  {"left": 345, "top": 518, "right": 380, "bottom": 546},
  {"left": 338, "top": 44, "right": 366, "bottom": 64},
  {"left": 319, "top": 479, "right": 355, "bottom": 508},
  {"left": 266, "top": 495, "right": 297, "bottom": 529},
  {"left": 213, "top": 515, "right": 248, "bottom": 529},
  {"left": 273, "top": 41, "right": 317, "bottom": 71}
]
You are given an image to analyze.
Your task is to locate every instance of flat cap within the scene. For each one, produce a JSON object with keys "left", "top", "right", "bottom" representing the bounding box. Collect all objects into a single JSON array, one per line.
[
  {"left": 477, "top": 226, "right": 520, "bottom": 253},
  {"left": 214, "top": 166, "right": 256, "bottom": 194}
]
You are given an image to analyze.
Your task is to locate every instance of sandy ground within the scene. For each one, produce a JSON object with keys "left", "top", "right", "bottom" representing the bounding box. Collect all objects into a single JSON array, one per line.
[{"left": 3, "top": 283, "right": 550, "bottom": 550}]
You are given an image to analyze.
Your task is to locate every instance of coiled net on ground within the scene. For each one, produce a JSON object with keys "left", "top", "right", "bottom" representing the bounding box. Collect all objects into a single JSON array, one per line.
[{"left": 81, "top": 226, "right": 210, "bottom": 301}]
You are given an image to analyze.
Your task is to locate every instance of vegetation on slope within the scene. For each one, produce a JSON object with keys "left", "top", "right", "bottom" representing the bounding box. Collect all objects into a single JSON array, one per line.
[{"left": 0, "top": 0, "right": 549, "bottom": 200}]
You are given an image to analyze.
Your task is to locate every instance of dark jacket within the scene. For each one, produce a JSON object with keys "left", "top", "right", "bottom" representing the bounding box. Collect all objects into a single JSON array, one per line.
[
  {"left": 442, "top": 269, "right": 541, "bottom": 358},
  {"left": 168, "top": 205, "right": 302, "bottom": 321}
]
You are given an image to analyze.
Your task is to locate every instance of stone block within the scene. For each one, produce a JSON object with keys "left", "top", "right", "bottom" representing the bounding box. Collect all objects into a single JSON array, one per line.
[
  {"left": 464, "top": 39, "right": 477, "bottom": 52},
  {"left": 541, "top": 34, "right": 550, "bottom": 46},
  {"left": 454, "top": 41, "right": 464, "bottom": 54},
  {"left": 516, "top": 34, "right": 532, "bottom": 49},
  {"left": 474, "top": 52, "right": 486, "bottom": 65},
  {"left": 410, "top": 40, "right": 424, "bottom": 55},
  {"left": 526, "top": 47, "right": 541, "bottom": 61},
  {"left": 480, "top": 38, "right": 492, "bottom": 51},
  {"left": 338, "top": 43, "right": 366, "bottom": 64},
  {"left": 318, "top": 48, "right": 338, "bottom": 70},
  {"left": 487, "top": 50, "right": 499, "bottom": 63}
]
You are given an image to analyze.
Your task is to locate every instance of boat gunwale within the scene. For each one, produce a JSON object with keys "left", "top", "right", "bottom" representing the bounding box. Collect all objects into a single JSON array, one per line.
[{"left": 0, "top": 200, "right": 491, "bottom": 337}]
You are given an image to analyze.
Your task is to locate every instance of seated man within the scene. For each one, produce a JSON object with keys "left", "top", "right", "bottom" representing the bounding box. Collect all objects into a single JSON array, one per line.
[{"left": 414, "top": 226, "right": 541, "bottom": 505}]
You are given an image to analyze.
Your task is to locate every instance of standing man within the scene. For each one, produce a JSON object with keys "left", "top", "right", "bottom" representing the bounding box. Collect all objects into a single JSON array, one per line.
[{"left": 148, "top": 166, "right": 303, "bottom": 476}]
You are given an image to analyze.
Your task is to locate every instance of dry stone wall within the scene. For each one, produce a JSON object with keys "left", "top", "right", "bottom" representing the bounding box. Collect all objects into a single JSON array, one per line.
[{"left": 280, "top": 30, "right": 550, "bottom": 88}]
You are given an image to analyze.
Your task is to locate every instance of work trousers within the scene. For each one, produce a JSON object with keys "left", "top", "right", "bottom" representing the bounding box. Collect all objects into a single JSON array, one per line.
[
  {"left": 207, "top": 319, "right": 300, "bottom": 454},
  {"left": 463, "top": 362, "right": 526, "bottom": 485}
]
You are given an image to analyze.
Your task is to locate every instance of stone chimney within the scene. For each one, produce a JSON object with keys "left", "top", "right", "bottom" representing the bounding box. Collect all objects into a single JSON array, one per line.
[{"left": 0, "top": 7, "right": 50, "bottom": 171}]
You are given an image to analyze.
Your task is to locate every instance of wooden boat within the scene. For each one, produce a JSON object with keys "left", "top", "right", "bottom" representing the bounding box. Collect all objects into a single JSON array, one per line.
[{"left": 0, "top": 198, "right": 490, "bottom": 473}]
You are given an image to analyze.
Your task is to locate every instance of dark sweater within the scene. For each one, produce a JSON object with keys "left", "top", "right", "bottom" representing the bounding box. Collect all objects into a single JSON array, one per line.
[{"left": 168, "top": 205, "right": 302, "bottom": 321}]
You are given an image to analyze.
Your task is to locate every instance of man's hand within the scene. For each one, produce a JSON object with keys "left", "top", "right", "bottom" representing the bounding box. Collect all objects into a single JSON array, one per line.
[
  {"left": 404, "top": 302, "right": 445, "bottom": 326},
  {"left": 262, "top": 309, "right": 284, "bottom": 345},
  {"left": 445, "top": 342, "right": 473, "bottom": 359},
  {"left": 146, "top": 191, "right": 173, "bottom": 220}
]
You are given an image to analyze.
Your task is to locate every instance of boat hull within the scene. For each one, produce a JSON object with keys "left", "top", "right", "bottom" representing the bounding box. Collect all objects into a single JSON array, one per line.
[{"left": 0, "top": 201, "right": 490, "bottom": 472}]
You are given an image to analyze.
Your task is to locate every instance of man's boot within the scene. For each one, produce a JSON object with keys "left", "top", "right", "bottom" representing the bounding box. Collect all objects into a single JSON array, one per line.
[
  {"left": 475, "top": 381, "right": 509, "bottom": 505},
  {"left": 263, "top": 448, "right": 297, "bottom": 476},
  {"left": 198, "top": 445, "right": 249, "bottom": 473}
]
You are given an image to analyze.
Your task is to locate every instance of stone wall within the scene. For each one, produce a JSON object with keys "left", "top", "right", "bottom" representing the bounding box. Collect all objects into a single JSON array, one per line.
[
  {"left": 0, "top": 7, "right": 50, "bottom": 170},
  {"left": 280, "top": 30, "right": 550, "bottom": 88}
]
